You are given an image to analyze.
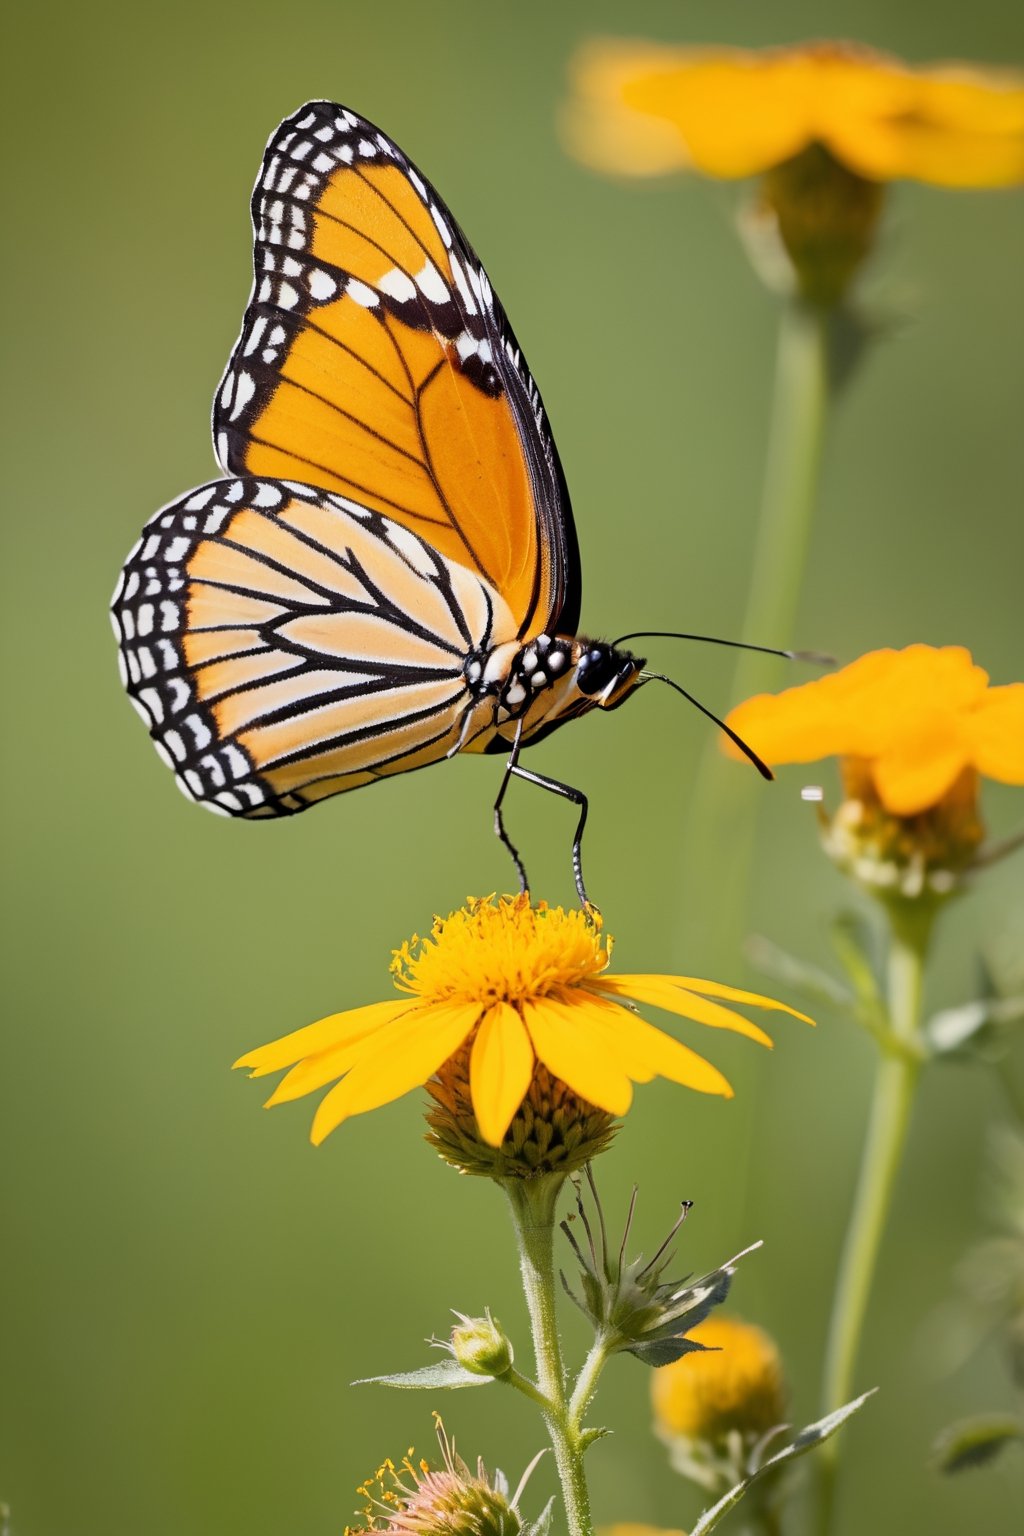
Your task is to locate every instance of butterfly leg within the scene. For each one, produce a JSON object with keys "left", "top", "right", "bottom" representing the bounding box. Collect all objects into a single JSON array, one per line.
[
  {"left": 493, "top": 725, "right": 531, "bottom": 895},
  {"left": 507, "top": 763, "right": 591, "bottom": 910}
]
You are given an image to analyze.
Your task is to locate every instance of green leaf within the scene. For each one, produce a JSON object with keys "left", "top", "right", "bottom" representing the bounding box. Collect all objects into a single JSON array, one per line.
[
  {"left": 744, "top": 934, "right": 852, "bottom": 1009},
  {"left": 353, "top": 1361, "right": 492, "bottom": 1390},
  {"left": 830, "top": 914, "right": 888, "bottom": 1037},
  {"left": 926, "top": 996, "right": 1024, "bottom": 1058},
  {"left": 578, "top": 1426, "right": 611, "bottom": 1452},
  {"left": 932, "top": 1414, "right": 1024, "bottom": 1473},
  {"left": 688, "top": 1390, "right": 875, "bottom": 1536}
]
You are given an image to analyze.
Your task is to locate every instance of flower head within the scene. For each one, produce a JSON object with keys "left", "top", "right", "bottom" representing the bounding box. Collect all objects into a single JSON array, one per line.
[
  {"left": 348, "top": 1421, "right": 528, "bottom": 1536},
  {"left": 235, "top": 896, "right": 810, "bottom": 1163},
  {"left": 652, "top": 1314, "right": 787, "bottom": 1445},
  {"left": 724, "top": 646, "right": 1024, "bottom": 896},
  {"left": 565, "top": 39, "right": 1024, "bottom": 187}
]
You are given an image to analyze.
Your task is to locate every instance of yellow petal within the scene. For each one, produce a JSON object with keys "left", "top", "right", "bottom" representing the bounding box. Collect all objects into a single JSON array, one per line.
[
  {"left": 581, "top": 992, "right": 734, "bottom": 1096},
  {"left": 604, "top": 974, "right": 814, "bottom": 1024},
  {"left": 469, "top": 1002, "right": 536, "bottom": 1146},
  {"left": 264, "top": 1038, "right": 368, "bottom": 1106},
  {"left": 233, "top": 999, "right": 409, "bottom": 1076},
  {"left": 310, "top": 1001, "right": 481, "bottom": 1145},
  {"left": 968, "top": 684, "right": 1024, "bottom": 783},
  {"left": 521, "top": 997, "right": 633, "bottom": 1115},
  {"left": 593, "top": 976, "right": 774, "bottom": 1046},
  {"left": 871, "top": 742, "right": 969, "bottom": 815}
]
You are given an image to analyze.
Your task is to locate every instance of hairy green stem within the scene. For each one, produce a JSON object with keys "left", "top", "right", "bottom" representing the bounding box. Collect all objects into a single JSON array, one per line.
[
  {"left": 504, "top": 1176, "right": 593, "bottom": 1536},
  {"left": 816, "top": 902, "right": 934, "bottom": 1530}
]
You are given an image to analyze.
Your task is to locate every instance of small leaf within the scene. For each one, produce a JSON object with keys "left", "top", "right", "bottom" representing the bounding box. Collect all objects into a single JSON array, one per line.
[
  {"left": 745, "top": 934, "right": 852, "bottom": 1009},
  {"left": 688, "top": 1390, "right": 875, "bottom": 1536},
  {"left": 932, "top": 1414, "right": 1024, "bottom": 1473},
  {"left": 578, "top": 1426, "right": 611, "bottom": 1452},
  {"left": 830, "top": 913, "right": 884, "bottom": 1020},
  {"left": 354, "top": 1361, "right": 491, "bottom": 1390},
  {"left": 926, "top": 996, "right": 1024, "bottom": 1057}
]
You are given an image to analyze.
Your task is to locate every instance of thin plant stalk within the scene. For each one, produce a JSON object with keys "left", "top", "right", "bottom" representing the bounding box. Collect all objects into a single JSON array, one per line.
[
  {"left": 816, "top": 901, "right": 934, "bottom": 1530},
  {"left": 679, "top": 298, "right": 832, "bottom": 966},
  {"left": 504, "top": 1176, "right": 594, "bottom": 1536}
]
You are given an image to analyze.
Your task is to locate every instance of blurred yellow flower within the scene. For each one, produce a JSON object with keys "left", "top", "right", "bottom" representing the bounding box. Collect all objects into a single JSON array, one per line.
[
  {"left": 724, "top": 645, "right": 1024, "bottom": 816},
  {"left": 565, "top": 39, "right": 1024, "bottom": 187},
  {"left": 235, "top": 896, "right": 810, "bottom": 1147},
  {"left": 652, "top": 1313, "right": 787, "bottom": 1444}
]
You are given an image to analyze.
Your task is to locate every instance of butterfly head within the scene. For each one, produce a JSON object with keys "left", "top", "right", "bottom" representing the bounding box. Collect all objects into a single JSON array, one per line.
[{"left": 574, "top": 640, "right": 645, "bottom": 711}]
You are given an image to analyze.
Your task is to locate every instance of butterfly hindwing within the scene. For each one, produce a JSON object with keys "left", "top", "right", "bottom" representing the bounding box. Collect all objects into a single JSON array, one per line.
[
  {"left": 111, "top": 477, "right": 517, "bottom": 816},
  {"left": 214, "top": 100, "right": 581, "bottom": 643}
]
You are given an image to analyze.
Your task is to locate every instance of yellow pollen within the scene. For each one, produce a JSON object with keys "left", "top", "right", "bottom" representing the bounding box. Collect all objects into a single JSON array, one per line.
[{"left": 390, "top": 894, "right": 611, "bottom": 1008}]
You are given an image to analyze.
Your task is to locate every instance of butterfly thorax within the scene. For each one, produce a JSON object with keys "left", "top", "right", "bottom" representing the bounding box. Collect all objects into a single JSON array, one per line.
[{"left": 462, "top": 635, "right": 645, "bottom": 754}]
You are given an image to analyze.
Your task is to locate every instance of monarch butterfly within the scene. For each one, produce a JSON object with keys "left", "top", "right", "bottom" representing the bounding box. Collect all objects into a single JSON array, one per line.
[{"left": 111, "top": 100, "right": 773, "bottom": 902}]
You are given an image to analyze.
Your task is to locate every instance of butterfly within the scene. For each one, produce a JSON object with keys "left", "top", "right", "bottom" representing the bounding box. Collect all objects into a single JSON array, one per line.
[{"left": 111, "top": 100, "right": 769, "bottom": 903}]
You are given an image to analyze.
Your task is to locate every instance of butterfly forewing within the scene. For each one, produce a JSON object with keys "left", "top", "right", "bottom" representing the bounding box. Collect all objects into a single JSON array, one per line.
[
  {"left": 111, "top": 477, "right": 516, "bottom": 816},
  {"left": 215, "top": 101, "right": 580, "bottom": 643}
]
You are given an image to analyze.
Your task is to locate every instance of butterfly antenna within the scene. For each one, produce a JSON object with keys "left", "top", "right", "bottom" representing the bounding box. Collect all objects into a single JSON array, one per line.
[
  {"left": 641, "top": 672, "right": 774, "bottom": 780},
  {"left": 613, "top": 630, "right": 834, "bottom": 667}
]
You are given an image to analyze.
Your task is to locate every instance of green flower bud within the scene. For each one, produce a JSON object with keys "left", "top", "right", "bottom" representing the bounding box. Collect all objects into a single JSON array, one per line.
[{"left": 450, "top": 1311, "right": 514, "bottom": 1379}]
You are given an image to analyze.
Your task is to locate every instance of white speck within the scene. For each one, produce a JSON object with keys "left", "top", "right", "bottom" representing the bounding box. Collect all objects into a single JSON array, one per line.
[
  {"left": 308, "top": 268, "right": 338, "bottom": 301},
  {"left": 377, "top": 267, "right": 417, "bottom": 303},
  {"left": 120, "top": 610, "right": 135, "bottom": 640},
  {"left": 184, "top": 713, "right": 212, "bottom": 749},
  {"left": 199, "top": 754, "right": 226, "bottom": 787},
  {"left": 277, "top": 163, "right": 297, "bottom": 193},
  {"left": 430, "top": 203, "right": 453, "bottom": 249},
  {"left": 467, "top": 660, "right": 482, "bottom": 682},
  {"left": 312, "top": 152, "right": 335, "bottom": 173},
  {"left": 167, "top": 677, "right": 190, "bottom": 712},
  {"left": 163, "top": 729, "right": 186, "bottom": 762},
  {"left": 291, "top": 139, "right": 313, "bottom": 161},
  {"left": 523, "top": 649, "right": 537, "bottom": 672},
  {"left": 165, "top": 536, "right": 191, "bottom": 562},
  {"left": 277, "top": 281, "right": 300, "bottom": 310},
  {"left": 536, "top": 634, "right": 551, "bottom": 648},
  {"left": 448, "top": 255, "right": 477, "bottom": 314},
  {"left": 415, "top": 262, "right": 449, "bottom": 304},
  {"left": 226, "top": 481, "right": 245, "bottom": 503},
  {"left": 137, "top": 646, "right": 156, "bottom": 679},
  {"left": 801, "top": 784, "right": 824, "bottom": 802},
  {"left": 295, "top": 113, "right": 316, "bottom": 131},
  {"left": 253, "top": 482, "right": 283, "bottom": 508},
  {"left": 123, "top": 571, "right": 140, "bottom": 600},
  {"left": 313, "top": 123, "right": 334, "bottom": 142},
  {"left": 160, "top": 600, "right": 179, "bottom": 631},
  {"left": 223, "top": 745, "right": 250, "bottom": 780},
  {"left": 137, "top": 602, "right": 155, "bottom": 636},
  {"left": 139, "top": 686, "right": 164, "bottom": 722},
  {"left": 346, "top": 279, "right": 379, "bottom": 309},
  {"left": 282, "top": 255, "right": 302, "bottom": 278},
  {"left": 217, "top": 790, "right": 243, "bottom": 812},
  {"left": 357, "top": 138, "right": 375, "bottom": 156},
  {"left": 243, "top": 322, "right": 267, "bottom": 360},
  {"left": 262, "top": 348, "right": 278, "bottom": 364},
  {"left": 548, "top": 651, "right": 565, "bottom": 671},
  {"left": 229, "top": 371, "right": 256, "bottom": 421},
  {"left": 141, "top": 535, "right": 161, "bottom": 561},
  {"left": 506, "top": 684, "right": 526, "bottom": 706},
  {"left": 531, "top": 671, "right": 547, "bottom": 689},
  {"left": 185, "top": 769, "right": 205, "bottom": 797}
]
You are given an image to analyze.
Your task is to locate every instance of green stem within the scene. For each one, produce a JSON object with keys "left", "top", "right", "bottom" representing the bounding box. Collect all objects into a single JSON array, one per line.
[
  {"left": 504, "top": 1176, "right": 593, "bottom": 1536},
  {"left": 816, "top": 902, "right": 935, "bottom": 1531},
  {"left": 679, "top": 299, "right": 831, "bottom": 968},
  {"left": 568, "top": 1334, "right": 612, "bottom": 1428}
]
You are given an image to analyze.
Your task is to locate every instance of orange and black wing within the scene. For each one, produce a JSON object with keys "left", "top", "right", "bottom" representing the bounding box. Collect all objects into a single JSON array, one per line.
[
  {"left": 214, "top": 100, "right": 581, "bottom": 640},
  {"left": 111, "top": 477, "right": 512, "bottom": 816}
]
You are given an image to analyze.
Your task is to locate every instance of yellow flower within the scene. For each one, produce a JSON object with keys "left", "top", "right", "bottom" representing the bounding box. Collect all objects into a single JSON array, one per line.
[
  {"left": 235, "top": 896, "right": 810, "bottom": 1149},
  {"left": 652, "top": 1313, "right": 787, "bottom": 1445},
  {"left": 565, "top": 39, "right": 1024, "bottom": 187},
  {"left": 724, "top": 646, "right": 1024, "bottom": 817}
]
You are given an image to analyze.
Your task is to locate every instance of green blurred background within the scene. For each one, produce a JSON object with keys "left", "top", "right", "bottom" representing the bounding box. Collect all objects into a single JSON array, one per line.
[{"left": 2, "top": 0, "right": 1022, "bottom": 1531}]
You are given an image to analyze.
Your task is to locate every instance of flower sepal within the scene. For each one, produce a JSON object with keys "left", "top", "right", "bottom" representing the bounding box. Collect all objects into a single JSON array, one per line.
[{"left": 559, "top": 1170, "right": 759, "bottom": 1365}]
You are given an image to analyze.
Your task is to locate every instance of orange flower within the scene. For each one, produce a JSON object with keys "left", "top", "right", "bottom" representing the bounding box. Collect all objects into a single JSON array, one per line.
[
  {"left": 723, "top": 645, "right": 1024, "bottom": 816},
  {"left": 651, "top": 1313, "right": 787, "bottom": 1444},
  {"left": 565, "top": 39, "right": 1024, "bottom": 187}
]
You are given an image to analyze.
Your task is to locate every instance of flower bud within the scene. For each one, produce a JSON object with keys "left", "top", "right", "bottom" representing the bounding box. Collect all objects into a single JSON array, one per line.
[{"left": 449, "top": 1311, "right": 514, "bottom": 1379}]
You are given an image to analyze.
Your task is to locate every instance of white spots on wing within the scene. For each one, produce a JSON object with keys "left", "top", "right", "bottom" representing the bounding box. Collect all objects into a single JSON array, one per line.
[
  {"left": 166, "top": 677, "right": 190, "bottom": 712},
  {"left": 136, "top": 646, "right": 156, "bottom": 680},
  {"left": 346, "top": 279, "right": 379, "bottom": 309},
  {"left": 307, "top": 268, "right": 338, "bottom": 301},
  {"left": 483, "top": 651, "right": 507, "bottom": 685},
  {"left": 225, "top": 480, "right": 246, "bottom": 503},
  {"left": 184, "top": 485, "right": 214, "bottom": 516},
  {"left": 137, "top": 602, "right": 155, "bottom": 637},
  {"left": 312, "top": 152, "right": 335, "bottom": 174},
  {"left": 448, "top": 255, "right": 477, "bottom": 315},
  {"left": 229, "top": 371, "right": 256, "bottom": 420},
  {"left": 327, "top": 492, "right": 372, "bottom": 519},
  {"left": 139, "top": 686, "right": 164, "bottom": 723},
  {"left": 156, "top": 639, "right": 177, "bottom": 670},
  {"left": 120, "top": 609, "right": 135, "bottom": 641},
  {"left": 531, "top": 671, "right": 547, "bottom": 689},
  {"left": 283, "top": 480, "right": 318, "bottom": 499},
  {"left": 117, "top": 651, "right": 129, "bottom": 686},
  {"left": 269, "top": 325, "right": 286, "bottom": 345},
  {"left": 252, "top": 481, "right": 284, "bottom": 508},
  {"left": 408, "top": 169, "right": 427, "bottom": 200},
  {"left": 291, "top": 139, "right": 313, "bottom": 161},
  {"left": 217, "top": 430, "right": 230, "bottom": 467},
  {"left": 385, "top": 522, "right": 436, "bottom": 576},
  {"left": 282, "top": 255, "right": 303, "bottom": 278},
  {"left": 277, "top": 281, "right": 300, "bottom": 310},
  {"left": 506, "top": 684, "right": 526, "bottom": 706},
  {"left": 313, "top": 122, "right": 334, "bottom": 142},
  {"left": 185, "top": 769, "right": 205, "bottom": 797},
  {"left": 223, "top": 744, "right": 250, "bottom": 780},
  {"left": 184, "top": 713, "right": 212, "bottom": 749},
  {"left": 276, "top": 163, "right": 298, "bottom": 193},
  {"left": 430, "top": 202, "right": 453, "bottom": 249},
  {"left": 164, "top": 536, "right": 191, "bottom": 562},
  {"left": 548, "top": 651, "right": 565, "bottom": 672},
  {"left": 141, "top": 534, "right": 161, "bottom": 561},
  {"left": 217, "top": 790, "right": 243, "bottom": 812},
  {"left": 262, "top": 349, "right": 278, "bottom": 364},
  {"left": 160, "top": 600, "right": 180, "bottom": 632},
  {"left": 295, "top": 113, "right": 317, "bottom": 131},
  {"left": 467, "top": 659, "right": 483, "bottom": 683},
  {"left": 357, "top": 138, "right": 376, "bottom": 156},
  {"left": 415, "top": 261, "right": 449, "bottom": 304},
  {"left": 257, "top": 277, "right": 272, "bottom": 303},
  {"left": 163, "top": 728, "right": 186, "bottom": 762},
  {"left": 523, "top": 650, "right": 538, "bottom": 673},
  {"left": 377, "top": 266, "right": 417, "bottom": 303}
]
